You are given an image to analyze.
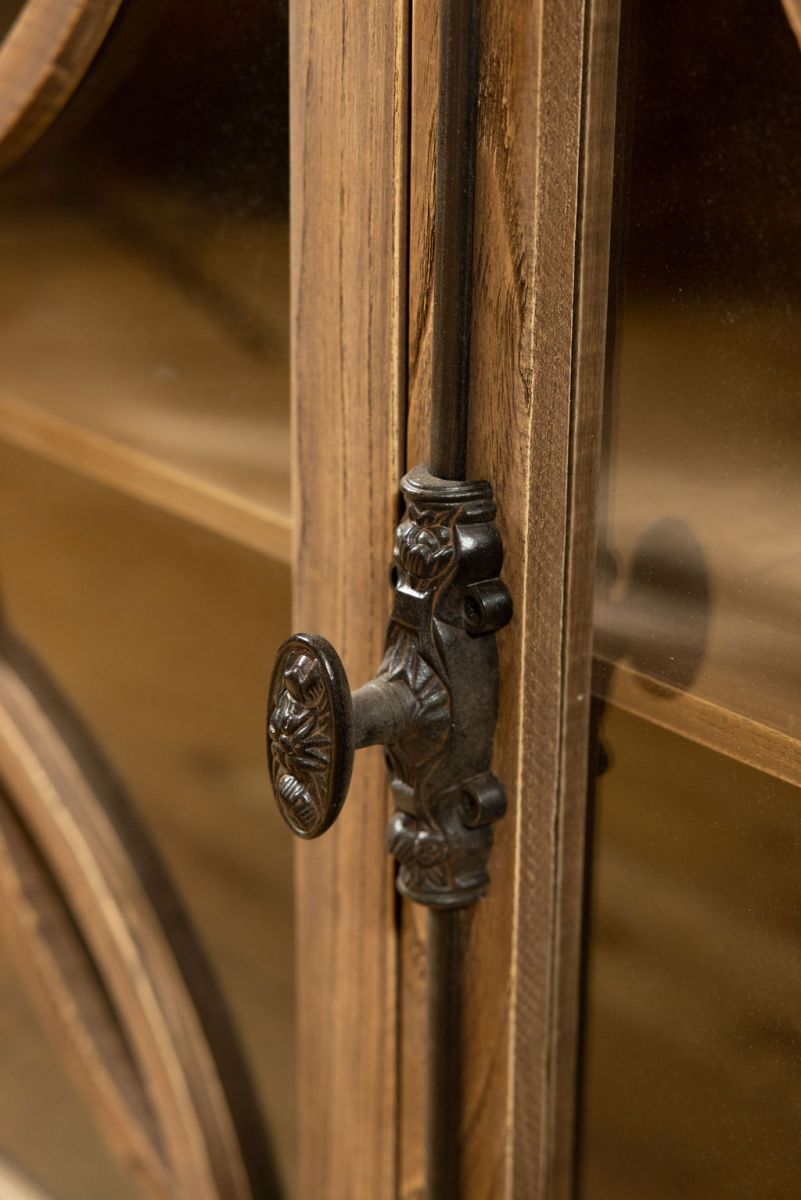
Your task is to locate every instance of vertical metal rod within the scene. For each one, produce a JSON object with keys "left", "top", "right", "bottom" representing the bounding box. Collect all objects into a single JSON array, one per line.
[
  {"left": 427, "top": 909, "right": 464, "bottom": 1200},
  {"left": 426, "top": 1, "right": 481, "bottom": 1194},
  {"left": 429, "top": 0, "right": 481, "bottom": 481}
]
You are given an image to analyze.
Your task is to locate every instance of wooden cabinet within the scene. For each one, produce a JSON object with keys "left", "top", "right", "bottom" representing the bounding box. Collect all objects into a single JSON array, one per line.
[{"left": 0, "top": 1, "right": 799, "bottom": 1198}]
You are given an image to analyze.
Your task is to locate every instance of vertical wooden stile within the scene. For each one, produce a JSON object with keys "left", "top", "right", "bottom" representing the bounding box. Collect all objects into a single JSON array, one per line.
[
  {"left": 405, "top": 1, "right": 622, "bottom": 1196},
  {"left": 291, "top": 2, "right": 409, "bottom": 1197}
]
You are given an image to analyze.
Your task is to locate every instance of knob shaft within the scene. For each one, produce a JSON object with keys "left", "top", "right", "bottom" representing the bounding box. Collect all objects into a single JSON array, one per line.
[{"left": 266, "top": 633, "right": 416, "bottom": 838}]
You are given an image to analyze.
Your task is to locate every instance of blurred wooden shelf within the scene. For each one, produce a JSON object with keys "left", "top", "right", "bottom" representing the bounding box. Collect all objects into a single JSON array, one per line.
[
  {"left": 0, "top": 195, "right": 291, "bottom": 562},
  {"left": 0, "top": 392, "right": 291, "bottom": 562},
  {"left": 597, "top": 657, "right": 801, "bottom": 793}
]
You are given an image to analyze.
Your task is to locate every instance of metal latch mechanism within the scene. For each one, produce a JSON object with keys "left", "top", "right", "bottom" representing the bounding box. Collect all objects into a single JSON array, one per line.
[{"left": 266, "top": 464, "right": 511, "bottom": 908}]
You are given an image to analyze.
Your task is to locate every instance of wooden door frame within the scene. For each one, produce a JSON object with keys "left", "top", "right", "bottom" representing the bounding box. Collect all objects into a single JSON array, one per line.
[{"left": 292, "top": 1, "right": 622, "bottom": 1196}]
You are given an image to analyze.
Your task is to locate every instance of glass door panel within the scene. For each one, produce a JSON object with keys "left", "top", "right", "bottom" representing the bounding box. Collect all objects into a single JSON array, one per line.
[
  {"left": 0, "top": 2, "right": 292, "bottom": 1191},
  {"left": 0, "top": 441, "right": 294, "bottom": 1191},
  {"left": 0, "top": 0, "right": 290, "bottom": 561},
  {"left": 581, "top": 0, "right": 801, "bottom": 1195},
  {"left": 580, "top": 709, "right": 801, "bottom": 1200},
  {"left": 595, "top": 0, "right": 801, "bottom": 747}
]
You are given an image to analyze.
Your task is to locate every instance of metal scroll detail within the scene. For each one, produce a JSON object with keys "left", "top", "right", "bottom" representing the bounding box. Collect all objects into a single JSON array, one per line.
[{"left": 382, "top": 465, "right": 511, "bottom": 908}]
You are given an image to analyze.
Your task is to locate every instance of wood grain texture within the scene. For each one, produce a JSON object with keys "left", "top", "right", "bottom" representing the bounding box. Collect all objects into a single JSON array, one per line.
[
  {"left": 0, "top": 637, "right": 277, "bottom": 1199},
  {"left": 291, "top": 1, "right": 408, "bottom": 1196},
  {"left": 405, "top": 1, "right": 620, "bottom": 1195},
  {"left": 399, "top": 4, "right": 437, "bottom": 1196},
  {"left": 0, "top": 0, "right": 122, "bottom": 170}
]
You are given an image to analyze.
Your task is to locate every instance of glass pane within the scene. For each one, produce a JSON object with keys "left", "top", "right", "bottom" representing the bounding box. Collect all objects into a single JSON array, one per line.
[
  {"left": 0, "top": 1, "right": 292, "bottom": 1190},
  {"left": 0, "top": 442, "right": 295, "bottom": 1191},
  {"left": 582, "top": 1, "right": 801, "bottom": 1195},
  {"left": 580, "top": 707, "right": 801, "bottom": 1200},
  {"left": 0, "top": 0, "right": 290, "bottom": 551},
  {"left": 596, "top": 0, "right": 801, "bottom": 739}
]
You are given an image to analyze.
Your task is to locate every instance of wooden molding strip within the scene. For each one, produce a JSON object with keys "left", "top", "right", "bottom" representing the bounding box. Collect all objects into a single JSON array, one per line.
[{"left": 0, "top": 392, "right": 292, "bottom": 563}]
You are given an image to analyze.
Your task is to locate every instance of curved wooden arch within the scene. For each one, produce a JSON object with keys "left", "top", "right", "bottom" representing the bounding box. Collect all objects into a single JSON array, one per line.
[
  {"left": 0, "top": 0, "right": 122, "bottom": 171},
  {"left": 0, "top": 629, "right": 280, "bottom": 1199}
]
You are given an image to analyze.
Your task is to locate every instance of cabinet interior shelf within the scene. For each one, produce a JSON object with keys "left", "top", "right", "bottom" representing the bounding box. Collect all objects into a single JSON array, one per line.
[
  {"left": 0, "top": 191, "right": 291, "bottom": 563},
  {"left": 597, "top": 657, "right": 801, "bottom": 793},
  {"left": 0, "top": 392, "right": 291, "bottom": 562}
]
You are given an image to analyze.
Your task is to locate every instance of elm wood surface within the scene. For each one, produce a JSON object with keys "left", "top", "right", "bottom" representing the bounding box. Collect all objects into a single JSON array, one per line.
[
  {"left": 290, "top": 0, "right": 408, "bottom": 1195},
  {"left": 0, "top": 442, "right": 296, "bottom": 1193},
  {"left": 0, "top": 0, "right": 122, "bottom": 170},
  {"left": 0, "top": 202, "right": 291, "bottom": 562},
  {"left": 404, "top": 1, "right": 621, "bottom": 1196}
]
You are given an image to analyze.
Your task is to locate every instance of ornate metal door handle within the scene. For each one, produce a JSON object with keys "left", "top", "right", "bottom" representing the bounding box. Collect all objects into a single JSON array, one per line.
[{"left": 266, "top": 465, "right": 511, "bottom": 908}]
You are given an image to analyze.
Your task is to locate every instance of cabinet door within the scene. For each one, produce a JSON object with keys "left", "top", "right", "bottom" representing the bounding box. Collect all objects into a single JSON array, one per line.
[{"left": 0, "top": 2, "right": 293, "bottom": 1196}]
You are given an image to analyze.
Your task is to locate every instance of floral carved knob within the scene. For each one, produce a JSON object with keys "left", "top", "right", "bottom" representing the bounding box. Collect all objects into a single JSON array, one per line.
[{"left": 266, "top": 634, "right": 355, "bottom": 838}]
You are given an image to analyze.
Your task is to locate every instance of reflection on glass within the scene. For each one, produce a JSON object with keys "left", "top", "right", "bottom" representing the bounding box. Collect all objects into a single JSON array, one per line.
[
  {"left": 596, "top": 0, "right": 801, "bottom": 738},
  {"left": 580, "top": 708, "right": 801, "bottom": 1200},
  {"left": 0, "top": 443, "right": 295, "bottom": 1191},
  {"left": 0, "top": 0, "right": 290, "bottom": 521}
]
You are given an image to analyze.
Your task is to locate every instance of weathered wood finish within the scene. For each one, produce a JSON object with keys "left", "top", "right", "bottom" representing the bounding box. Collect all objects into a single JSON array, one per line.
[
  {"left": 0, "top": 0, "right": 122, "bottom": 170},
  {"left": 291, "top": 1, "right": 408, "bottom": 1196},
  {"left": 404, "top": 1, "right": 621, "bottom": 1195}
]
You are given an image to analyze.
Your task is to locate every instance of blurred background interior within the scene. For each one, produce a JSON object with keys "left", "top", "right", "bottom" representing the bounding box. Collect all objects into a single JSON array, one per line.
[
  {"left": 0, "top": 1, "right": 294, "bottom": 1195},
  {"left": 1, "top": 0, "right": 801, "bottom": 1197}
]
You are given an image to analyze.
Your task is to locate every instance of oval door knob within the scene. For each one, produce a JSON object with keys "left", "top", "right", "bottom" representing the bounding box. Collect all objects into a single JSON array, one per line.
[{"left": 266, "top": 632, "right": 416, "bottom": 838}]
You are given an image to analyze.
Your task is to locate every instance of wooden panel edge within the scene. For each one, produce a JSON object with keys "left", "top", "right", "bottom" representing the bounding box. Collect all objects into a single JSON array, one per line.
[{"left": 291, "top": 1, "right": 409, "bottom": 1197}]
